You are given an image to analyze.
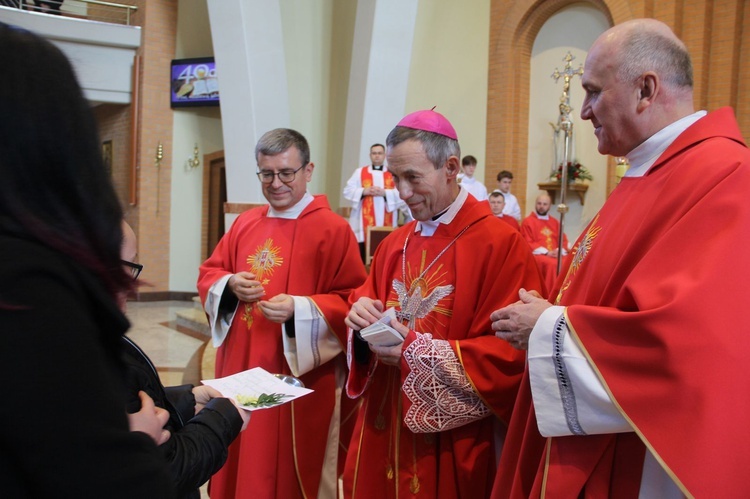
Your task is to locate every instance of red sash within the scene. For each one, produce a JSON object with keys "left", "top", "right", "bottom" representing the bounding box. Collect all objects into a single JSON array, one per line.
[{"left": 360, "top": 167, "right": 395, "bottom": 230}]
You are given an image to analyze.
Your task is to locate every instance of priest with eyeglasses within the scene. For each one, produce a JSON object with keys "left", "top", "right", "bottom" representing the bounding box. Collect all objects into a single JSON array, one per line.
[{"left": 198, "top": 128, "right": 366, "bottom": 499}]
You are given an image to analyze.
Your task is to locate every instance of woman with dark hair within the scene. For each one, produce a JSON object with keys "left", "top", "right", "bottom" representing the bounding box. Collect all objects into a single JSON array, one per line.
[{"left": 0, "top": 23, "right": 173, "bottom": 497}]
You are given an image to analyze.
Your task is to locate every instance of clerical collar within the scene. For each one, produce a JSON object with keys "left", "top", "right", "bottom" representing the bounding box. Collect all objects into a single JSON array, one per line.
[
  {"left": 415, "top": 187, "right": 468, "bottom": 237},
  {"left": 371, "top": 164, "right": 384, "bottom": 171},
  {"left": 431, "top": 206, "right": 450, "bottom": 220},
  {"left": 534, "top": 212, "right": 550, "bottom": 220},
  {"left": 268, "top": 191, "right": 314, "bottom": 219},
  {"left": 625, "top": 110, "right": 707, "bottom": 178}
]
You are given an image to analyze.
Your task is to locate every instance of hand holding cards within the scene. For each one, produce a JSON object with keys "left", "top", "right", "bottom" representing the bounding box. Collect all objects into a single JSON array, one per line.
[{"left": 359, "top": 307, "right": 404, "bottom": 347}]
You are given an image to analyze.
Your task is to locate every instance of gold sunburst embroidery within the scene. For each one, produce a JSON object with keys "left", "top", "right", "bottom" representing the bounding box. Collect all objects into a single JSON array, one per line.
[
  {"left": 241, "top": 238, "right": 284, "bottom": 329},
  {"left": 555, "top": 214, "right": 602, "bottom": 305},
  {"left": 247, "top": 238, "right": 283, "bottom": 285}
]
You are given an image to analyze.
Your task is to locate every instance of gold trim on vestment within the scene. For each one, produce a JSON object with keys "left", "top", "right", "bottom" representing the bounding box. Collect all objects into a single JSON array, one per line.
[
  {"left": 395, "top": 389, "right": 402, "bottom": 498},
  {"left": 291, "top": 400, "right": 309, "bottom": 499},
  {"left": 350, "top": 395, "right": 370, "bottom": 498},
  {"left": 541, "top": 437, "right": 551, "bottom": 498},
  {"left": 563, "top": 308, "right": 693, "bottom": 498},
  {"left": 455, "top": 342, "right": 504, "bottom": 425}
]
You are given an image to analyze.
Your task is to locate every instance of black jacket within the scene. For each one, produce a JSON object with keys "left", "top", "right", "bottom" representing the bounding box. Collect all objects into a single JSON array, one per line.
[
  {"left": 122, "top": 336, "right": 243, "bottom": 499},
  {"left": 0, "top": 234, "right": 173, "bottom": 498}
]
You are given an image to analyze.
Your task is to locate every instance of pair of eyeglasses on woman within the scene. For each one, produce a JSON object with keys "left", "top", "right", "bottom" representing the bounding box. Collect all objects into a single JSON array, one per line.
[
  {"left": 121, "top": 260, "right": 143, "bottom": 280},
  {"left": 256, "top": 164, "right": 306, "bottom": 184}
]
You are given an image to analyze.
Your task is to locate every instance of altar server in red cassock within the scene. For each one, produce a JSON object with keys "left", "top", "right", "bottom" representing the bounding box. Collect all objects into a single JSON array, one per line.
[
  {"left": 198, "top": 128, "right": 366, "bottom": 499},
  {"left": 491, "top": 19, "right": 750, "bottom": 498},
  {"left": 343, "top": 110, "right": 543, "bottom": 498},
  {"left": 520, "top": 193, "right": 568, "bottom": 296}
]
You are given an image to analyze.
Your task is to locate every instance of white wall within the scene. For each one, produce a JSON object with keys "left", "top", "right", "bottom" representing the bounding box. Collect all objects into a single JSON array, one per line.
[
  {"left": 527, "top": 5, "right": 610, "bottom": 241},
  {"left": 281, "top": 0, "right": 334, "bottom": 197},
  {"left": 169, "top": 0, "right": 221, "bottom": 292},
  {"left": 339, "top": 0, "right": 419, "bottom": 204},
  {"left": 406, "top": 0, "right": 491, "bottom": 181},
  {"left": 61, "top": 0, "right": 86, "bottom": 17}
]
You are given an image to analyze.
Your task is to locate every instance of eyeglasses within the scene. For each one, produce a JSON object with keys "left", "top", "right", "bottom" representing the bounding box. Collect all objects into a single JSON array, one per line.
[
  {"left": 256, "top": 164, "right": 306, "bottom": 184},
  {"left": 121, "top": 260, "right": 143, "bottom": 280}
]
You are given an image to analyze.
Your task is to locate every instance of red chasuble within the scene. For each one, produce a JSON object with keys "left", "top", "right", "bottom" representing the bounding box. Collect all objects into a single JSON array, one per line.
[
  {"left": 520, "top": 213, "right": 568, "bottom": 253},
  {"left": 498, "top": 214, "right": 520, "bottom": 232},
  {"left": 197, "top": 195, "right": 366, "bottom": 499},
  {"left": 494, "top": 108, "right": 750, "bottom": 498},
  {"left": 520, "top": 214, "right": 568, "bottom": 298},
  {"left": 343, "top": 195, "right": 543, "bottom": 498}
]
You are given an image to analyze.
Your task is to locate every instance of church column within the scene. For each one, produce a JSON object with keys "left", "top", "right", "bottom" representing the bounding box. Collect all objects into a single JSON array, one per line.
[
  {"left": 339, "top": 0, "right": 418, "bottom": 204},
  {"left": 206, "top": 0, "right": 290, "bottom": 218}
]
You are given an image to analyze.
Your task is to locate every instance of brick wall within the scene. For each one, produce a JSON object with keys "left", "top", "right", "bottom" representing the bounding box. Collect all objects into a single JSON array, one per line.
[
  {"left": 487, "top": 0, "right": 749, "bottom": 201},
  {"left": 94, "top": 0, "right": 177, "bottom": 296},
  {"left": 93, "top": 104, "right": 134, "bottom": 233}
]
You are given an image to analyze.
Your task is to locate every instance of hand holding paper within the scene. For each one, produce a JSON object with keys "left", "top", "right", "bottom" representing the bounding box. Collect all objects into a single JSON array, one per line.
[{"left": 202, "top": 367, "right": 312, "bottom": 411}]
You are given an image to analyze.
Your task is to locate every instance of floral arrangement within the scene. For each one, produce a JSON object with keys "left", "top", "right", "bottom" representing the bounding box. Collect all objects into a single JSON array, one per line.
[{"left": 551, "top": 161, "right": 593, "bottom": 182}]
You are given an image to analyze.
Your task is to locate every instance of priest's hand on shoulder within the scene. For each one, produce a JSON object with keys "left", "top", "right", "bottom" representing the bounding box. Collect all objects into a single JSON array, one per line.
[
  {"left": 258, "top": 294, "right": 294, "bottom": 323},
  {"left": 228, "top": 271, "right": 265, "bottom": 303},
  {"left": 490, "top": 288, "right": 550, "bottom": 350},
  {"left": 345, "top": 297, "right": 384, "bottom": 330}
]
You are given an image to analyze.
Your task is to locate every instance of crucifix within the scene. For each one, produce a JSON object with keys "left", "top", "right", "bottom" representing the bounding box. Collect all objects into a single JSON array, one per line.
[
  {"left": 551, "top": 52, "right": 584, "bottom": 127},
  {"left": 549, "top": 52, "right": 584, "bottom": 275}
]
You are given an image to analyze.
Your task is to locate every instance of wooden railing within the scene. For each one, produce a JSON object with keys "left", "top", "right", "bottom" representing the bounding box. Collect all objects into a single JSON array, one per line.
[{"left": 11, "top": 0, "right": 138, "bottom": 26}]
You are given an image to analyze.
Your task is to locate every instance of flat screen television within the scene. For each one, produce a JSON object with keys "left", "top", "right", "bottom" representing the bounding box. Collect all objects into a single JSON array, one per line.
[{"left": 170, "top": 57, "right": 220, "bottom": 108}]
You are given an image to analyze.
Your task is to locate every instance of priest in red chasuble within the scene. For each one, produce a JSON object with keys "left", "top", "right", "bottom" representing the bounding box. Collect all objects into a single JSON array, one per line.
[
  {"left": 520, "top": 193, "right": 569, "bottom": 296},
  {"left": 492, "top": 19, "right": 750, "bottom": 499},
  {"left": 197, "top": 128, "right": 366, "bottom": 499},
  {"left": 342, "top": 110, "right": 543, "bottom": 498}
]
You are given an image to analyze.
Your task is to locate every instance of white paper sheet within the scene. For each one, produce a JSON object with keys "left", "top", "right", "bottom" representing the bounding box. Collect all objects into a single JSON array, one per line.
[{"left": 202, "top": 367, "right": 313, "bottom": 411}]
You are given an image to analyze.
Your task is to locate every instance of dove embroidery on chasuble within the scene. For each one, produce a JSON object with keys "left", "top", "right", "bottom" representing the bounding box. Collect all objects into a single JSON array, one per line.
[
  {"left": 343, "top": 193, "right": 542, "bottom": 498},
  {"left": 388, "top": 223, "right": 473, "bottom": 331}
]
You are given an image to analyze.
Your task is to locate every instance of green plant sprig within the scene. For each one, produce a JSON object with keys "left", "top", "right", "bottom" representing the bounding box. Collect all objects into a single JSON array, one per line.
[{"left": 236, "top": 392, "right": 291, "bottom": 408}]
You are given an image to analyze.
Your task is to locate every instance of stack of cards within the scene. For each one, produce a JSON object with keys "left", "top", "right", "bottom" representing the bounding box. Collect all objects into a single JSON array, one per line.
[{"left": 359, "top": 307, "right": 404, "bottom": 347}]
